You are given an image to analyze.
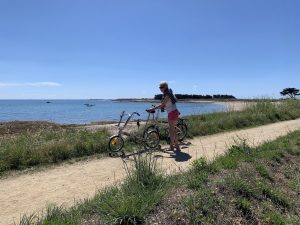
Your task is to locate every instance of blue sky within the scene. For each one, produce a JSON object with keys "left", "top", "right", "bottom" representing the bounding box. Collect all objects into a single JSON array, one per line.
[{"left": 0, "top": 0, "right": 299, "bottom": 99}]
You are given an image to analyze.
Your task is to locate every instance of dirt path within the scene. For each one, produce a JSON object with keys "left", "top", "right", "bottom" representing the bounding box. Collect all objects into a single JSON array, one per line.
[{"left": 1, "top": 119, "right": 300, "bottom": 225}]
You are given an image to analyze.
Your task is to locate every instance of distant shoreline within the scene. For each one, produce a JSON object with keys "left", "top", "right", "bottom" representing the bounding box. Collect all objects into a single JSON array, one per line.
[
  {"left": 112, "top": 98, "right": 160, "bottom": 103},
  {"left": 112, "top": 98, "right": 239, "bottom": 103},
  {"left": 0, "top": 100, "right": 249, "bottom": 134}
]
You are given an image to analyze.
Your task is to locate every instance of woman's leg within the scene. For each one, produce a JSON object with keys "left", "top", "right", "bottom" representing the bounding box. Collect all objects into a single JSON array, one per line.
[{"left": 169, "top": 119, "right": 179, "bottom": 150}]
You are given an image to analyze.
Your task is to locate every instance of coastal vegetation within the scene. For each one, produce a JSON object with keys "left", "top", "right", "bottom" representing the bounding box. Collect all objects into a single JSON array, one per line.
[
  {"left": 1, "top": 99, "right": 300, "bottom": 175},
  {"left": 154, "top": 93, "right": 236, "bottom": 100},
  {"left": 18, "top": 129, "right": 300, "bottom": 224}
]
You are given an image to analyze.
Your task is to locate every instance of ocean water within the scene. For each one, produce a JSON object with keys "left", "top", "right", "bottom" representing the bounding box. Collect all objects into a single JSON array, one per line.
[{"left": 0, "top": 100, "right": 226, "bottom": 124}]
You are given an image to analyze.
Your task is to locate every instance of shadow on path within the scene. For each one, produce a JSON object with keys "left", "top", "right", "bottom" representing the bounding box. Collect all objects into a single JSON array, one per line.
[
  {"left": 110, "top": 141, "right": 193, "bottom": 162},
  {"left": 165, "top": 150, "right": 192, "bottom": 162}
]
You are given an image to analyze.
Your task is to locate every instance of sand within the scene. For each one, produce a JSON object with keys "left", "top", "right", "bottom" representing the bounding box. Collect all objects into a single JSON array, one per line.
[{"left": 1, "top": 119, "right": 300, "bottom": 225}]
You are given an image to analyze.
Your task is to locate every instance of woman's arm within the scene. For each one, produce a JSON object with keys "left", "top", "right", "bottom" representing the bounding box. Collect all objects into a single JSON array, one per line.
[{"left": 147, "top": 96, "right": 170, "bottom": 111}]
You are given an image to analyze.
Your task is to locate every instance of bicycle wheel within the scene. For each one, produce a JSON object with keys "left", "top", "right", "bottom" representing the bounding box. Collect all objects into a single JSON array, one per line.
[
  {"left": 108, "top": 135, "right": 124, "bottom": 152},
  {"left": 177, "top": 118, "right": 188, "bottom": 126},
  {"left": 144, "top": 125, "right": 160, "bottom": 137},
  {"left": 176, "top": 123, "right": 187, "bottom": 141},
  {"left": 144, "top": 130, "right": 160, "bottom": 150}
]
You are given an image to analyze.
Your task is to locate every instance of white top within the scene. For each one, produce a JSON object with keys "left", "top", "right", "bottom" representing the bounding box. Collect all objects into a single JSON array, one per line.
[{"left": 165, "top": 98, "right": 177, "bottom": 113}]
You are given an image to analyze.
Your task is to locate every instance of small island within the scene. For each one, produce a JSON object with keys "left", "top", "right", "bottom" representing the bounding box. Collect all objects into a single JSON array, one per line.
[{"left": 114, "top": 94, "right": 236, "bottom": 103}]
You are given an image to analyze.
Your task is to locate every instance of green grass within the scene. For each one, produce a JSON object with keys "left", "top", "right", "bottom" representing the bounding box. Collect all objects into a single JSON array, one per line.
[
  {"left": 256, "top": 163, "right": 274, "bottom": 182},
  {"left": 258, "top": 181, "right": 291, "bottom": 209},
  {"left": 181, "top": 133, "right": 300, "bottom": 224},
  {"left": 184, "top": 188, "right": 219, "bottom": 224},
  {"left": 236, "top": 197, "right": 252, "bottom": 217},
  {"left": 18, "top": 205, "right": 81, "bottom": 225},
  {"left": 230, "top": 178, "right": 256, "bottom": 199},
  {"left": 263, "top": 211, "right": 288, "bottom": 225},
  {"left": 82, "top": 155, "right": 167, "bottom": 224},
  {"left": 187, "top": 99, "right": 300, "bottom": 137},
  {"left": 0, "top": 129, "right": 110, "bottom": 174},
  {"left": 288, "top": 178, "right": 300, "bottom": 193}
]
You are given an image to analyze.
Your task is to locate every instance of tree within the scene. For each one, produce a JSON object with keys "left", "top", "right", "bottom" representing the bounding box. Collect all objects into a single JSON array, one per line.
[{"left": 280, "top": 88, "right": 300, "bottom": 99}]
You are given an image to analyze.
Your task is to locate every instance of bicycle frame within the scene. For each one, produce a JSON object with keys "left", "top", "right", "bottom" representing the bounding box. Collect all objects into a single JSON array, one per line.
[
  {"left": 149, "top": 105, "right": 187, "bottom": 128},
  {"left": 146, "top": 105, "right": 188, "bottom": 142},
  {"left": 148, "top": 107, "right": 168, "bottom": 130},
  {"left": 115, "top": 111, "right": 153, "bottom": 138},
  {"left": 108, "top": 110, "right": 161, "bottom": 154}
]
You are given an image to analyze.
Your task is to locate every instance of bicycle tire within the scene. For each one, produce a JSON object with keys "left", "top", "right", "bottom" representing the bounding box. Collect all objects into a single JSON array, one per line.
[
  {"left": 108, "top": 135, "right": 124, "bottom": 152},
  {"left": 144, "top": 125, "right": 160, "bottom": 137},
  {"left": 144, "top": 130, "right": 160, "bottom": 150},
  {"left": 177, "top": 123, "right": 187, "bottom": 141}
]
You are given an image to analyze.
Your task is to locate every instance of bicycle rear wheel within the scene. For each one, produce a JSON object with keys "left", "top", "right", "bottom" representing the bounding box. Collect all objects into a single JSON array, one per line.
[
  {"left": 108, "top": 135, "right": 124, "bottom": 152},
  {"left": 176, "top": 123, "right": 187, "bottom": 141},
  {"left": 144, "top": 130, "right": 160, "bottom": 150}
]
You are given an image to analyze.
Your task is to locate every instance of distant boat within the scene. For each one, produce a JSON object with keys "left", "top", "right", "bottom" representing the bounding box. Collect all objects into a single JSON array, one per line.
[
  {"left": 46, "top": 101, "right": 52, "bottom": 104},
  {"left": 84, "top": 104, "right": 95, "bottom": 107}
]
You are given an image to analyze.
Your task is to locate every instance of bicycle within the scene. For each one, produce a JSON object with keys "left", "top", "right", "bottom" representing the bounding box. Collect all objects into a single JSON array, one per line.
[
  {"left": 145, "top": 106, "right": 188, "bottom": 143},
  {"left": 177, "top": 117, "right": 188, "bottom": 140},
  {"left": 108, "top": 111, "right": 160, "bottom": 153}
]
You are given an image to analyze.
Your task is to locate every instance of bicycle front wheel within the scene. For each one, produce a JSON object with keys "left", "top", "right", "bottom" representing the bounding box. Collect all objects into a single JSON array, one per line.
[
  {"left": 144, "top": 130, "right": 160, "bottom": 150},
  {"left": 108, "top": 135, "right": 124, "bottom": 152}
]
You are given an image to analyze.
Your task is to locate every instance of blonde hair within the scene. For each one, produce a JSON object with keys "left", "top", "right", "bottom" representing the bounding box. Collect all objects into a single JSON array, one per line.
[{"left": 159, "top": 81, "right": 168, "bottom": 88}]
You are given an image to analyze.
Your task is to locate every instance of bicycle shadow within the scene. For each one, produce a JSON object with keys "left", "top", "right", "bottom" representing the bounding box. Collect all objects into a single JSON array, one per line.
[
  {"left": 112, "top": 141, "right": 193, "bottom": 162},
  {"left": 118, "top": 148, "right": 156, "bottom": 160}
]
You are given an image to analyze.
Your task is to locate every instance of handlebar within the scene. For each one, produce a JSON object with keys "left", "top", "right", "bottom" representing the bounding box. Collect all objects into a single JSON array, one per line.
[
  {"left": 146, "top": 105, "right": 165, "bottom": 114},
  {"left": 132, "top": 112, "right": 140, "bottom": 117},
  {"left": 120, "top": 111, "right": 140, "bottom": 117},
  {"left": 117, "top": 111, "right": 125, "bottom": 127},
  {"left": 117, "top": 111, "right": 140, "bottom": 128},
  {"left": 146, "top": 109, "right": 156, "bottom": 114}
]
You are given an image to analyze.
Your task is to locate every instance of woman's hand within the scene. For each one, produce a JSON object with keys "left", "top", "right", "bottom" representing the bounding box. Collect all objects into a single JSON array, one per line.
[{"left": 146, "top": 108, "right": 156, "bottom": 113}]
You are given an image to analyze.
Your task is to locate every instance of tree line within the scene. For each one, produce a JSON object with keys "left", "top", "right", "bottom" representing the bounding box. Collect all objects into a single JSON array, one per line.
[
  {"left": 154, "top": 94, "right": 236, "bottom": 100},
  {"left": 153, "top": 88, "right": 300, "bottom": 101}
]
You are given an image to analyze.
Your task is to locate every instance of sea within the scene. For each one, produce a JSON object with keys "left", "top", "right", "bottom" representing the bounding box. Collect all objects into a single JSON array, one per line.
[{"left": 0, "top": 100, "right": 226, "bottom": 124}]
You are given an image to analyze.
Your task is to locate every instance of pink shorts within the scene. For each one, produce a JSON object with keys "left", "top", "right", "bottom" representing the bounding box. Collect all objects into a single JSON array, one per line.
[{"left": 168, "top": 109, "right": 180, "bottom": 122}]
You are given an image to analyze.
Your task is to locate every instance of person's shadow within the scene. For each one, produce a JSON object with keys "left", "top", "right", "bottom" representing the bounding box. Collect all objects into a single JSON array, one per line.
[
  {"left": 168, "top": 150, "right": 192, "bottom": 162},
  {"left": 156, "top": 141, "right": 192, "bottom": 162}
]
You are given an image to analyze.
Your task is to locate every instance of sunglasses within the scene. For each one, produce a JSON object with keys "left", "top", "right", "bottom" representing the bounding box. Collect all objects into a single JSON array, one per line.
[{"left": 159, "top": 86, "right": 165, "bottom": 89}]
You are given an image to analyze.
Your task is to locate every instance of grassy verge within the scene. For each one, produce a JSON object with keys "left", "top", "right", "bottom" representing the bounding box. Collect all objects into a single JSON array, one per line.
[
  {"left": 1, "top": 99, "right": 300, "bottom": 175},
  {"left": 0, "top": 129, "right": 110, "bottom": 173},
  {"left": 187, "top": 99, "right": 300, "bottom": 137},
  {"left": 150, "top": 130, "right": 300, "bottom": 225},
  {"left": 18, "top": 130, "right": 300, "bottom": 225}
]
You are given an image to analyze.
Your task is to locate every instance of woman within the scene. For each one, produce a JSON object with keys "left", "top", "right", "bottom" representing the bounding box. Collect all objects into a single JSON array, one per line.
[{"left": 147, "top": 81, "right": 181, "bottom": 151}]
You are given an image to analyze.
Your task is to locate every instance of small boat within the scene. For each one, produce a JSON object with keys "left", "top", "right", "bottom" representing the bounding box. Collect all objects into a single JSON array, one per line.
[
  {"left": 46, "top": 101, "right": 52, "bottom": 104},
  {"left": 84, "top": 104, "right": 95, "bottom": 107}
]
